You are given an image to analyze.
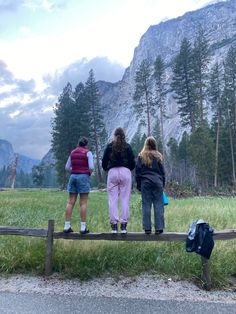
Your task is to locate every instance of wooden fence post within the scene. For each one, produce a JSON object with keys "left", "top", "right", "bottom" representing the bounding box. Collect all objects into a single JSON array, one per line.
[
  {"left": 201, "top": 256, "right": 211, "bottom": 290},
  {"left": 45, "top": 219, "right": 54, "bottom": 276}
]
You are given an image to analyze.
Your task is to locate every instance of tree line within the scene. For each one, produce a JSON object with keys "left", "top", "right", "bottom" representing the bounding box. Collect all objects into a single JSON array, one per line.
[
  {"left": 51, "top": 69, "right": 107, "bottom": 188},
  {"left": 132, "top": 27, "right": 236, "bottom": 191},
  {"left": 51, "top": 27, "right": 235, "bottom": 192}
]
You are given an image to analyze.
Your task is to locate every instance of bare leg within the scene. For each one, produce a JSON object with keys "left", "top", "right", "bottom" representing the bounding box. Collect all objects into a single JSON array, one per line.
[
  {"left": 65, "top": 193, "right": 78, "bottom": 221},
  {"left": 80, "top": 193, "right": 89, "bottom": 222}
]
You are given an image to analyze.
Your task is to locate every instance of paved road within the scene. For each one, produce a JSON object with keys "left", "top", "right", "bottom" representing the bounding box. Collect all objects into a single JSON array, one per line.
[{"left": 0, "top": 291, "right": 236, "bottom": 314}]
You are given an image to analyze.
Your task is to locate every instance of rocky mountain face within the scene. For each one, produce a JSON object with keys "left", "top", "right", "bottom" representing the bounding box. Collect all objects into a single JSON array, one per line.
[
  {"left": 40, "top": 148, "right": 55, "bottom": 166},
  {"left": 0, "top": 140, "right": 15, "bottom": 169},
  {"left": 98, "top": 0, "right": 236, "bottom": 142},
  {"left": 0, "top": 139, "right": 40, "bottom": 173}
]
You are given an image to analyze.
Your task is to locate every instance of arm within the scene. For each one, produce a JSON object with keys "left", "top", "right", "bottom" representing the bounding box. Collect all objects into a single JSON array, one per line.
[
  {"left": 65, "top": 156, "right": 71, "bottom": 172},
  {"left": 135, "top": 156, "right": 142, "bottom": 191},
  {"left": 159, "top": 162, "right": 166, "bottom": 188},
  {"left": 102, "top": 145, "right": 109, "bottom": 171},
  {"left": 87, "top": 151, "right": 94, "bottom": 173},
  {"left": 127, "top": 145, "right": 135, "bottom": 170}
]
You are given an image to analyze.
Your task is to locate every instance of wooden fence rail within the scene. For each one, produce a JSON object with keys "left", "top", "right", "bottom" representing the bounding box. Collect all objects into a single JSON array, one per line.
[{"left": 1, "top": 219, "right": 236, "bottom": 290}]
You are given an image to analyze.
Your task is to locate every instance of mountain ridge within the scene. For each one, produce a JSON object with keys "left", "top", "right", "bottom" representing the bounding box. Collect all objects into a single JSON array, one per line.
[
  {"left": 0, "top": 139, "right": 40, "bottom": 173},
  {"left": 98, "top": 0, "right": 236, "bottom": 142}
]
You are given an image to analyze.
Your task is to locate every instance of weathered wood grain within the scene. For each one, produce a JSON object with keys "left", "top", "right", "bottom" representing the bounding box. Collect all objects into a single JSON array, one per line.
[
  {"left": 45, "top": 220, "right": 54, "bottom": 276},
  {"left": 53, "top": 231, "right": 188, "bottom": 241},
  {"left": 1, "top": 227, "right": 236, "bottom": 241},
  {"left": 0, "top": 226, "right": 47, "bottom": 237}
]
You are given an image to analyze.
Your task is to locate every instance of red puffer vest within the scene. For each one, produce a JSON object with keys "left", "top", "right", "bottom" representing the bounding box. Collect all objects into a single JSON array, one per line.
[{"left": 70, "top": 147, "right": 90, "bottom": 175}]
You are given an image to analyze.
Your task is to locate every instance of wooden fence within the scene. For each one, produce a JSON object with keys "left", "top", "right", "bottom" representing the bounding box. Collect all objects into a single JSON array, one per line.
[{"left": 1, "top": 219, "right": 236, "bottom": 290}]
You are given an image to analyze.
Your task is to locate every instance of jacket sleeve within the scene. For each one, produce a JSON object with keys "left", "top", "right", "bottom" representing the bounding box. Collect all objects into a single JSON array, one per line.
[
  {"left": 135, "top": 156, "right": 142, "bottom": 191},
  {"left": 65, "top": 156, "right": 71, "bottom": 172},
  {"left": 127, "top": 144, "right": 135, "bottom": 170},
  {"left": 159, "top": 161, "right": 166, "bottom": 188},
  {"left": 102, "top": 145, "right": 109, "bottom": 171}
]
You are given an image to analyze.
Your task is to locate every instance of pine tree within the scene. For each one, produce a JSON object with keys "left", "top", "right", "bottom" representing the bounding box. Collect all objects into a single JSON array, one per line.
[
  {"left": 223, "top": 47, "right": 236, "bottom": 186},
  {"left": 188, "top": 122, "right": 215, "bottom": 189},
  {"left": 130, "top": 124, "right": 147, "bottom": 157},
  {"left": 85, "top": 69, "right": 105, "bottom": 183},
  {"left": 74, "top": 82, "right": 90, "bottom": 139},
  {"left": 178, "top": 131, "right": 191, "bottom": 183},
  {"left": 167, "top": 137, "right": 179, "bottom": 182},
  {"left": 208, "top": 62, "right": 224, "bottom": 187},
  {"left": 133, "top": 59, "right": 154, "bottom": 136},
  {"left": 152, "top": 117, "right": 163, "bottom": 154},
  {"left": 51, "top": 82, "right": 77, "bottom": 188},
  {"left": 32, "top": 164, "right": 44, "bottom": 187},
  {"left": 153, "top": 55, "right": 167, "bottom": 158},
  {"left": 171, "top": 38, "right": 197, "bottom": 133},
  {"left": 192, "top": 27, "right": 210, "bottom": 123}
]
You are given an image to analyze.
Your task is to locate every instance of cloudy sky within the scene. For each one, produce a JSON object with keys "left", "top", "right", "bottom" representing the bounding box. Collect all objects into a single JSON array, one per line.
[{"left": 0, "top": 0, "right": 219, "bottom": 160}]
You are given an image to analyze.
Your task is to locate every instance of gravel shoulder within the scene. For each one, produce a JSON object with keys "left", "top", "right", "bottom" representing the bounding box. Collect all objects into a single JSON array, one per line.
[{"left": 0, "top": 274, "right": 236, "bottom": 304}]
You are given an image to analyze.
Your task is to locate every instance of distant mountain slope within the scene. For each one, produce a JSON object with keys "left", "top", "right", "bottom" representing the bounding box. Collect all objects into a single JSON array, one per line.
[
  {"left": 0, "top": 139, "right": 40, "bottom": 173},
  {"left": 98, "top": 0, "right": 236, "bottom": 141}
]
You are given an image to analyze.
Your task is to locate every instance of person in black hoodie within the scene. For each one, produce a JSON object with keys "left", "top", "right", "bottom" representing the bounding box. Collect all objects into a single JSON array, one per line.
[
  {"left": 102, "top": 127, "right": 135, "bottom": 234},
  {"left": 135, "top": 136, "right": 165, "bottom": 234}
]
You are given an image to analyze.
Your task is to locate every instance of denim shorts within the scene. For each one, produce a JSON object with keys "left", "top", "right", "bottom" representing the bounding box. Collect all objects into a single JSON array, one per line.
[{"left": 67, "top": 174, "right": 90, "bottom": 194}]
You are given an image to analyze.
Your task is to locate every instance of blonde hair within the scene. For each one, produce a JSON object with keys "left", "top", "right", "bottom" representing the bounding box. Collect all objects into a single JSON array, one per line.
[{"left": 139, "top": 136, "right": 163, "bottom": 167}]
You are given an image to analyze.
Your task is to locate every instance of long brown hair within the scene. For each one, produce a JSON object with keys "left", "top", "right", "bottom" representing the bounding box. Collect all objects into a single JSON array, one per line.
[
  {"left": 139, "top": 136, "right": 163, "bottom": 167},
  {"left": 112, "top": 127, "right": 126, "bottom": 154}
]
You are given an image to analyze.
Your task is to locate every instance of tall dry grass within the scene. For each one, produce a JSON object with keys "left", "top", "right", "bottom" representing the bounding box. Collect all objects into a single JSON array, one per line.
[{"left": 0, "top": 189, "right": 235, "bottom": 288}]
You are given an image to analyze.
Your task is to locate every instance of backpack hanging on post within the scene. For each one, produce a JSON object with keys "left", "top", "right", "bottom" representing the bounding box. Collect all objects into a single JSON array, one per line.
[{"left": 186, "top": 219, "right": 214, "bottom": 260}]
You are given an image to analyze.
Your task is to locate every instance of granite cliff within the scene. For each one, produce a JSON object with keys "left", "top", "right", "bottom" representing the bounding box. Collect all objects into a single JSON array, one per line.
[{"left": 98, "top": 0, "right": 236, "bottom": 142}]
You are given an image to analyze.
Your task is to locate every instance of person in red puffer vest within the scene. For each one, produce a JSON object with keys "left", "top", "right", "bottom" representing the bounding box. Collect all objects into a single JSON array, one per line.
[{"left": 63, "top": 137, "right": 94, "bottom": 234}]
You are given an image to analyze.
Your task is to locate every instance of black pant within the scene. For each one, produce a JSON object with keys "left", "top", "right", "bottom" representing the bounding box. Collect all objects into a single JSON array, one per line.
[{"left": 141, "top": 182, "right": 164, "bottom": 231}]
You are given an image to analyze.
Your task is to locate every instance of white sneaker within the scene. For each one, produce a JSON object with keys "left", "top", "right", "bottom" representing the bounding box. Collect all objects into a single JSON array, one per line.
[
  {"left": 111, "top": 224, "right": 118, "bottom": 234},
  {"left": 121, "top": 223, "right": 127, "bottom": 234}
]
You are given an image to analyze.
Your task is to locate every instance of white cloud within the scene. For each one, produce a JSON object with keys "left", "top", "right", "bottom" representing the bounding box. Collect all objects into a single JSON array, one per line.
[
  {"left": 9, "top": 109, "right": 21, "bottom": 118},
  {"left": 0, "top": 0, "right": 220, "bottom": 159}
]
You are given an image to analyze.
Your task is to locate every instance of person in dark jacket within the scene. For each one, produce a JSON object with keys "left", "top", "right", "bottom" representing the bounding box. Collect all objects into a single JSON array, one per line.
[
  {"left": 63, "top": 137, "right": 94, "bottom": 234},
  {"left": 102, "top": 127, "right": 135, "bottom": 234},
  {"left": 136, "top": 136, "right": 165, "bottom": 234}
]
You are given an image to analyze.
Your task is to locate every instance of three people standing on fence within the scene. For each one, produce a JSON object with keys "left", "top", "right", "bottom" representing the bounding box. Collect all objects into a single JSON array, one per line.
[
  {"left": 102, "top": 127, "right": 135, "bottom": 234},
  {"left": 63, "top": 137, "right": 94, "bottom": 234},
  {"left": 135, "top": 136, "right": 165, "bottom": 234},
  {"left": 63, "top": 131, "right": 165, "bottom": 235}
]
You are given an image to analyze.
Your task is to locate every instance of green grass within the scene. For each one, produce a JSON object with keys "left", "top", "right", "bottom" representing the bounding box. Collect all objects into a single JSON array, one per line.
[{"left": 0, "top": 189, "right": 236, "bottom": 288}]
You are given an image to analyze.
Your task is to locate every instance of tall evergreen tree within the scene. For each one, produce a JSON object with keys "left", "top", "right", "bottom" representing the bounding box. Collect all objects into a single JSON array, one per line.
[
  {"left": 221, "top": 88, "right": 236, "bottom": 186},
  {"left": 130, "top": 124, "right": 147, "bottom": 157},
  {"left": 178, "top": 131, "right": 191, "bottom": 183},
  {"left": 74, "top": 82, "right": 90, "bottom": 139},
  {"left": 223, "top": 47, "right": 236, "bottom": 186},
  {"left": 85, "top": 69, "right": 105, "bottom": 183},
  {"left": 153, "top": 55, "right": 167, "bottom": 158},
  {"left": 167, "top": 137, "right": 179, "bottom": 182},
  {"left": 51, "top": 82, "right": 77, "bottom": 188},
  {"left": 171, "top": 38, "right": 197, "bottom": 133},
  {"left": 152, "top": 117, "right": 163, "bottom": 153},
  {"left": 192, "top": 27, "right": 210, "bottom": 123},
  {"left": 208, "top": 62, "right": 224, "bottom": 187},
  {"left": 133, "top": 59, "right": 154, "bottom": 136},
  {"left": 224, "top": 46, "right": 236, "bottom": 126},
  {"left": 32, "top": 164, "right": 44, "bottom": 188},
  {"left": 188, "top": 122, "right": 215, "bottom": 189}
]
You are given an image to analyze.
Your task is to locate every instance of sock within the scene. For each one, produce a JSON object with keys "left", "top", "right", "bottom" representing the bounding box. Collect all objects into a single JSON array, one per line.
[
  {"left": 64, "top": 221, "right": 71, "bottom": 230},
  {"left": 81, "top": 222, "right": 86, "bottom": 231}
]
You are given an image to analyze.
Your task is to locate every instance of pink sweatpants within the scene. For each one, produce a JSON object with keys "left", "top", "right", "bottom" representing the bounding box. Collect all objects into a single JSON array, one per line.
[{"left": 107, "top": 167, "right": 132, "bottom": 224}]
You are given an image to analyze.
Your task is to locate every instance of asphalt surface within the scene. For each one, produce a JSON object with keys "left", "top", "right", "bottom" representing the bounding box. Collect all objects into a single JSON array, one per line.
[{"left": 0, "top": 291, "right": 236, "bottom": 314}]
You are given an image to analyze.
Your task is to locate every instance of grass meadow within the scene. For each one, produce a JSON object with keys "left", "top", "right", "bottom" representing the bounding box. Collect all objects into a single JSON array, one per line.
[{"left": 0, "top": 189, "right": 236, "bottom": 288}]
